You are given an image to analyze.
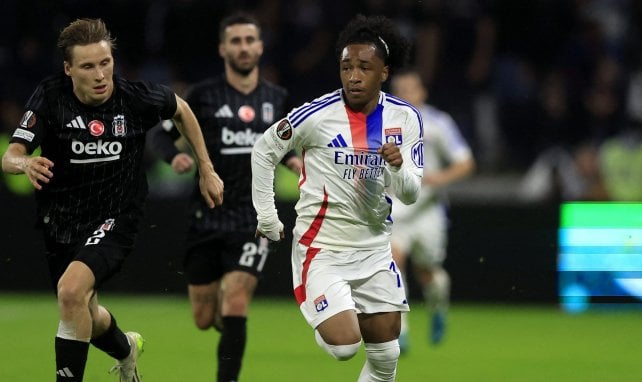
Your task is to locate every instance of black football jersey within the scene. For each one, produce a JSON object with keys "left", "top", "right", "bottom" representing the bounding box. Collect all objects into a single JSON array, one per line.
[
  {"left": 10, "top": 73, "right": 177, "bottom": 243},
  {"left": 150, "top": 74, "right": 292, "bottom": 236}
]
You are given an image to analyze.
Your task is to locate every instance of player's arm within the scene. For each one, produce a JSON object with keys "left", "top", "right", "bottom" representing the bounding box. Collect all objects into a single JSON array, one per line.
[
  {"left": 252, "top": 119, "right": 294, "bottom": 241},
  {"left": 2, "top": 142, "right": 53, "bottom": 190},
  {"left": 171, "top": 94, "right": 223, "bottom": 207},
  {"left": 381, "top": 116, "right": 423, "bottom": 205},
  {"left": 425, "top": 157, "right": 475, "bottom": 188},
  {"left": 282, "top": 153, "right": 302, "bottom": 176},
  {"left": 149, "top": 121, "right": 194, "bottom": 174}
]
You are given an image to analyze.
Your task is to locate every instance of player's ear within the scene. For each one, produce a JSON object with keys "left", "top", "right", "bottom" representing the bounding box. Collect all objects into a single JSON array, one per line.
[
  {"left": 218, "top": 43, "right": 225, "bottom": 59},
  {"left": 63, "top": 61, "right": 72, "bottom": 76},
  {"left": 380, "top": 65, "right": 389, "bottom": 83}
]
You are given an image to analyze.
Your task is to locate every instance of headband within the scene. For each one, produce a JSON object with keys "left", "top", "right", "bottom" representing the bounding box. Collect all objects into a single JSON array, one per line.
[{"left": 378, "top": 36, "right": 389, "bottom": 57}]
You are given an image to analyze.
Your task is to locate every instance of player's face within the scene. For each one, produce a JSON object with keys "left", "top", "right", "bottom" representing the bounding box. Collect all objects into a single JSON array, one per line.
[
  {"left": 391, "top": 73, "right": 427, "bottom": 107},
  {"left": 219, "top": 23, "right": 263, "bottom": 76},
  {"left": 340, "top": 43, "right": 389, "bottom": 114},
  {"left": 64, "top": 41, "right": 114, "bottom": 106}
]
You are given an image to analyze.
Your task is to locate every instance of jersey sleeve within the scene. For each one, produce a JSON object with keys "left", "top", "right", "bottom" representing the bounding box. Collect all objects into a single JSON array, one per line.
[
  {"left": 128, "top": 80, "right": 177, "bottom": 123},
  {"left": 10, "top": 84, "right": 47, "bottom": 154},
  {"left": 388, "top": 109, "right": 423, "bottom": 204},
  {"left": 148, "top": 120, "right": 182, "bottom": 164},
  {"left": 439, "top": 113, "right": 473, "bottom": 164},
  {"left": 251, "top": 118, "right": 297, "bottom": 225}
]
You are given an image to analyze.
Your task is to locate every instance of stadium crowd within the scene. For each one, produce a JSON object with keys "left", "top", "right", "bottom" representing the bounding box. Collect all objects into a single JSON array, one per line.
[{"left": 2, "top": 0, "right": 642, "bottom": 201}]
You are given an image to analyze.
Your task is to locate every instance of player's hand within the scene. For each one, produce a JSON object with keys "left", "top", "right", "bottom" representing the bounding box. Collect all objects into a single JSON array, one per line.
[
  {"left": 171, "top": 153, "right": 194, "bottom": 174},
  {"left": 24, "top": 156, "right": 54, "bottom": 190},
  {"left": 198, "top": 162, "right": 224, "bottom": 208},
  {"left": 378, "top": 142, "right": 403, "bottom": 168},
  {"left": 256, "top": 217, "right": 284, "bottom": 242}
]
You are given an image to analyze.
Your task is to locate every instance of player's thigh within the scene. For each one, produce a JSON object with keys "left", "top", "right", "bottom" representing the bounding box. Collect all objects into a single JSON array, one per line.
[
  {"left": 219, "top": 270, "right": 258, "bottom": 316},
  {"left": 410, "top": 207, "right": 448, "bottom": 267},
  {"left": 188, "top": 280, "right": 221, "bottom": 316},
  {"left": 316, "top": 309, "right": 361, "bottom": 345},
  {"left": 295, "top": 248, "right": 358, "bottom": 330},
  {"left": 358, "top": 311, "right": 401, "bottom": 343},
  {"left": 221, "top": 270, "right": 258, "bottom": 297}
]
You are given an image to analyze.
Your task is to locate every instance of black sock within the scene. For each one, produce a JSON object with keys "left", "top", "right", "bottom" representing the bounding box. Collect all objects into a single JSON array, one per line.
[
  {"left": 217, "top": 316, "right": 247, "bottom": 382},
  {"left": 55, "top": 337, "right": 90, "bottom": 381},
  {"left": 90, "top": 313, "right": 130, "bottom": 360}
]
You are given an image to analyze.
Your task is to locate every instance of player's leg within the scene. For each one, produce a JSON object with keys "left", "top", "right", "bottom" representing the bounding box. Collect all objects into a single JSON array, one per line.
[
  {"left": 90, "top": 297, "right": 144, "bottom": 382},
  {"left": 54, "top": 260, "right": 95, "bottom": 381},
  {"left": 357, "top": 312, "right": 402, "bottom": 382},
  {"left": 390, "top": 240, "right": 410, "bottom": 353},
  {"left": 78, "top": 216, "right": 143, "bottom": 380},
  {"left": 352, "top": 249, "right": 408, "bottom": 381},
  {"left": 412, "top": 206, "right": 449, "bottom": 344},
  {"left": 216, "top": 235, "right": 266, "bottom": 382},
  {"left": 315, "top": 309, "right": 362, "bottom": 360},
  {"left": 184, "top": 239, "right": 225, "bottom": 330},
  {"left": 293, "top": 245, "right": 363, "bottom": 361},
  {"left": 217, "top": 270, "right": 258, "bottom": 382},
  {"left": 415, "top": 265, "right": 450, "bottom": 344},
  {"left": 187, "top": 281, "right": 222, "bottom": 330}
]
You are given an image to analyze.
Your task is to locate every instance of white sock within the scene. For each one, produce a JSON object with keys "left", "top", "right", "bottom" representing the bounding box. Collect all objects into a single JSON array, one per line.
[
  {"left": 424, "top": 268, "right": 450, "bottom": 314},
  {"left": 358, "top": 340, "right": 400, "bottom": 382}
]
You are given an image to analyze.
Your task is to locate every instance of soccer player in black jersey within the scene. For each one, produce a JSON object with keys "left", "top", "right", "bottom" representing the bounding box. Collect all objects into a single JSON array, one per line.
[
  {"left": 1, "top": 19, "right": 224, "bottom": 382},
  {"left": 149, "top": 13, "right": 300, "bottom": 382}
]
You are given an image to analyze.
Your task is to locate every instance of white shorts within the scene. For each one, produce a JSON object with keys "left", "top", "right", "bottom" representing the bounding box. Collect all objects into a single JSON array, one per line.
[
  {"left": 391, "top": 204, "right": 448, "bottom": 267},
  {"left": 291, "top": 242, "right": 410, "bottom": 329}
]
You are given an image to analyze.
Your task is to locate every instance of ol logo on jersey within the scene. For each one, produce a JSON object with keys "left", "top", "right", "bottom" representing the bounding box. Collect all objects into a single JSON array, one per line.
[
  {"left": 384, "top": 127, "right": 402, "bottom": 145},
  {"left": 314, "top": 294, "right": 328, "bottom": 312}
]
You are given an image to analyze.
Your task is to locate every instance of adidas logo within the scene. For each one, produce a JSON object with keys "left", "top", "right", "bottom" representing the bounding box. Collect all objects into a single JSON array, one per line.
[
  {"left": 66, "top": 116, "right": 86, "bottom": 129},
  {"left": 214, "top": 105, "right": 234, "bottom": 118},
  {"left": 56, "top": 367, "right": 75, "bottom": 377},
  {"left": 327, "top": 133, "right": 348, "bottom": 148}
]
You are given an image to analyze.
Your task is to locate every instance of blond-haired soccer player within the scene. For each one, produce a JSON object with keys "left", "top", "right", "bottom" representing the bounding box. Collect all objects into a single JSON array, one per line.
[{"left": 2, "top": 18, "right": 223, "bottom": 381}]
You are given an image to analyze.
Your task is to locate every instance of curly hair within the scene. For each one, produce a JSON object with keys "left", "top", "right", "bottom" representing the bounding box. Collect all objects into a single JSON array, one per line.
[{"left": 335, "top": 14, "right": 410, "bottom": 71}]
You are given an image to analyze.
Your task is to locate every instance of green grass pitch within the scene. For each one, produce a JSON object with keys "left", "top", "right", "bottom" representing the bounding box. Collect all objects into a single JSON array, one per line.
[{"left": 1, "top": 293, "right": 641, "bottom": 381}]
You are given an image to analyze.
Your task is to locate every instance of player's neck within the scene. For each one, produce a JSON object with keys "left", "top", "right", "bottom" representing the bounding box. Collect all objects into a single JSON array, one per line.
[{"left": 225, "top": 66, "right": 259, "bottom": 95}]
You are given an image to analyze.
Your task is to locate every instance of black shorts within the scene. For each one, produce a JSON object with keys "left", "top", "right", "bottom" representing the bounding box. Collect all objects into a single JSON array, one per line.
[
  {"left": 183, "top": 233, "right": 270, "bottom": 285},
  {"left": 45, "top": 216, "right": 138, "bottom": 291}
]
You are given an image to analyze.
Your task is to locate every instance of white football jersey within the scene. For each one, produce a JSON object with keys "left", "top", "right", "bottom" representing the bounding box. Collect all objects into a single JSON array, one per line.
[
  {"left": 253, "top": 89, "right": 423, "bottom": 250},
  {"left": 392, "top": 103, "right": 473, "bottom": 219}
]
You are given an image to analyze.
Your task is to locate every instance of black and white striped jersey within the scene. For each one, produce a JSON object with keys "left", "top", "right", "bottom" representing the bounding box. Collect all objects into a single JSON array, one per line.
[
  {"left": 150, "top": 74, "right": 293, "bottom": 237},
  {"left": 10, "top": 73, "right": 177, "bottom": 243}
]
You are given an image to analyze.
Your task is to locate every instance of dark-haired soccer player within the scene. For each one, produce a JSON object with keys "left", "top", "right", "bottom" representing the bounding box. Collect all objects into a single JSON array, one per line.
[
  {"left": 149, "top": 13, "right": 300, "bottom": 382},
  {"left": 1, "top": 18, "right": 223, "bottom": 382},
  {"left": 251, "top": 14, "right": 422, "bottom": 381}
]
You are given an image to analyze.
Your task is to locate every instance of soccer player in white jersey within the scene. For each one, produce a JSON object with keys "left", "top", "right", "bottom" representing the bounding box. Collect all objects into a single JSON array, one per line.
[
  {"left": 390, "top": 69, "right": 476, "bottom": 350},
  {"left": 251, "top": 14, "right": 422, "bottom": 381}
]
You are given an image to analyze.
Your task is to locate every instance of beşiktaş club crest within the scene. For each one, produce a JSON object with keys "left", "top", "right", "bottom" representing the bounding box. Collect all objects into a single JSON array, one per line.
[
  {"left": 262, "top": 102, "right": 274, "bottom": 123},
  {"left": 112, "top": 114, "right": 126, "bottom": 136}
]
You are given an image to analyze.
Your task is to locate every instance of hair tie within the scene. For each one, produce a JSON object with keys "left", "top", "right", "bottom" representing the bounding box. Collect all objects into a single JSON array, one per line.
[{"left": 378, "top": 36, "right": 389, "bottom": 57}]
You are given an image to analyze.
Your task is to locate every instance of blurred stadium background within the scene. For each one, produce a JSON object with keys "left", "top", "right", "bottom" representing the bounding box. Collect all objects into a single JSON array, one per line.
[{"left": 2, "top": 1, "right": 642, "bottom": 380}]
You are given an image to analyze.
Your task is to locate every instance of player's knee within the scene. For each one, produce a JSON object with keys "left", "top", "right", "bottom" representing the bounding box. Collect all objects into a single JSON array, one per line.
[
  {"left": 192, "top": 309, "right": 216, "bottom": 330},
  {"left": 56, "top": 283, "right": 88, "bottom": 311},
  {"left": 364, "top": 340, "right": 400, "bottom": 363},
  {"left": 315, "top": 330, "right": 361, "bottom": 361},
  {"left": 360, "top": 340, "right": 400, "bottom": 381},
  {"left": 224, "top": 294, "right": 250, "bottom": 316}
]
